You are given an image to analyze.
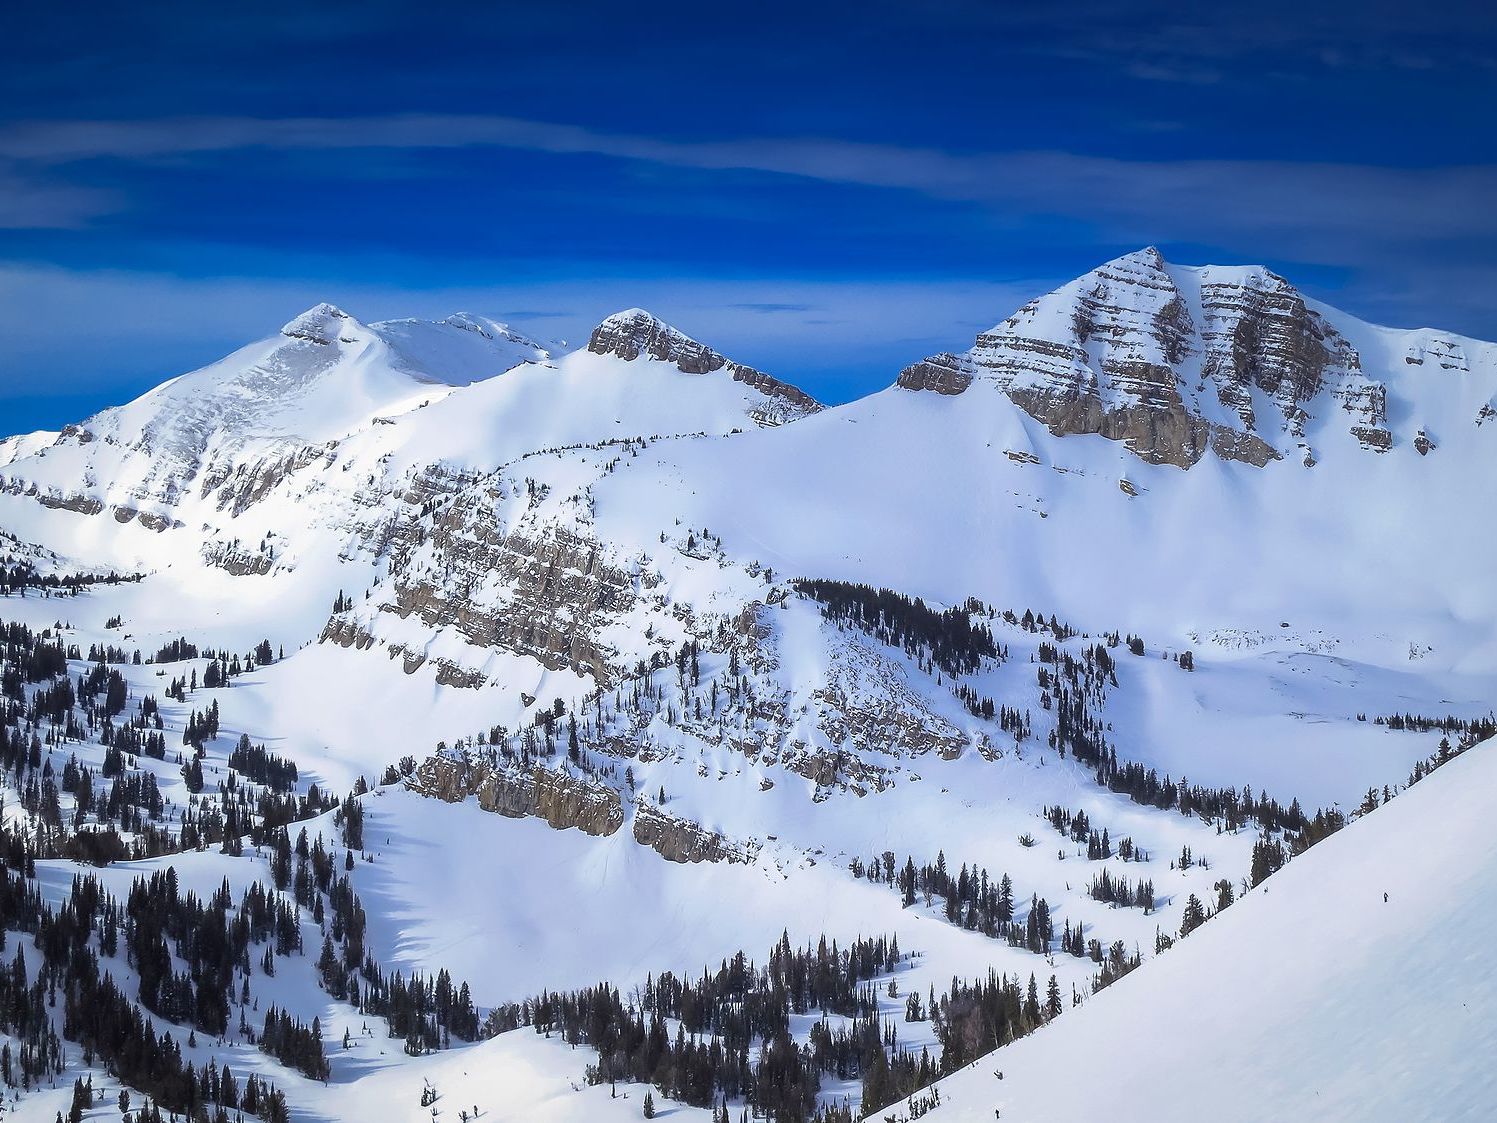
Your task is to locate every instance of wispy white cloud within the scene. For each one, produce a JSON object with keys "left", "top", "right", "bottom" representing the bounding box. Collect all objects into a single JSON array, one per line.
[
  {"left": 4, "top": 113, "right": 1496, "bottom": 258},
  {"left": 0, "top": 167, "right": 118, "bottom": 228}
]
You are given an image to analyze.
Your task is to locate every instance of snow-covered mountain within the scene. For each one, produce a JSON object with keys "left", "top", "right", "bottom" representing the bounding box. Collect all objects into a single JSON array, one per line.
[
  {"left": 0, "top": 250, "right": 1492, "bottom": 1123},
  {"left": 898, "top": 246, "right": 1497, "bottom": 468},
  {"left": 0, "top": 302, "right": 817, "bottom": 586},
  {"left": 91, "top": 301, "right": 553, "bottom": 455},
  {"left": 0, "top": 303, "right": 551, "bottom": 539}
]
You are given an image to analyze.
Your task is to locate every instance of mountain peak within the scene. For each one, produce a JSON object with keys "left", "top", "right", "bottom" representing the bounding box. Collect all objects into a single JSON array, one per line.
[
  {"left": 899, "top": 250, "right": 1394, "bottom": 468},
  {"left": 600, "top": 307, "right": 656, "bottom": 325},
  {"left": 585, "top": 309, "right": 821, "bottom": 423},
  {"left": 439, "top": 311, "right": 535, "bottom": 343},
  {"left": 1105, "top": 245, "right": 1169, "bottom": 271},
  {"left": 281, "top": 303, "right": 359, "bottom": 345},
  {"left": 587, "top": 309, "right": 724, "bottom": 374}
]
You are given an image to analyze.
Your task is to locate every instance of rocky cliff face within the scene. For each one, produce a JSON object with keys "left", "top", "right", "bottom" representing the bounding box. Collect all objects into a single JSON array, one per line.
[
  {"left": 588, "top": 309, "right": 822, "bottom": 426},
  {"left": 410, "top": 755, "right": 625, "bottom": 837},
  {"left": 895, "top": 353, "right": 975, "bottom": 396},
  {"left": 409, "top": 752, "right": 756, "bottom": 864},
  {"left": 900, "top": 247, "right": 1394, "bottom": 468},
  {"left": 632, "top": 804, "right": 757, "bottom": 864},
  {"left": 366, "top": 471, "right": 644, "bottom": 686}
]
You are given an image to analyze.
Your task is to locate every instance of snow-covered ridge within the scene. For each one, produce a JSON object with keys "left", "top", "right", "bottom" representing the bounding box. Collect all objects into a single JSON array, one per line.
[
  {"left": 0, "top": 429, "right": 59, "bottom": 466},
  {"left": 0, "top": 299, "right": 828, "bottom": 582}
]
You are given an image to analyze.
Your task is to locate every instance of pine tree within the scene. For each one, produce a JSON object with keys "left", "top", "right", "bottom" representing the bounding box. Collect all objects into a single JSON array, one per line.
[
  {"left": 1179, "top": 893, "right": 1206, "bottom": 938},
  {"left": 1023, "top": 973, "right": 1041, "bottom": 1025}
]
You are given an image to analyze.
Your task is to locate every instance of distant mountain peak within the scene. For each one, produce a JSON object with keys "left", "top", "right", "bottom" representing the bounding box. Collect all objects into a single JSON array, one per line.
[
  {"left": 601, "top": 306, "right": 654, "bottom": 324},
  {"left": 436, "top": 311, "right": 539, "bottom": 345},
  {"left": 586, "top": 309, "right": 822, "bottom": 424},
  {"left": 281, "top": 303, "right": 359, "bottom": 345},
  {"left": 1109, "top": 244, "right": 1168, "bottom": 269},
  {"left": 899, "top": 250, "right": 1394, "bottom": 468},
  {"left": 587, "top": 309, "right": 723, "bottom": 374},
  {"left": 36, "top": 303, "right": 560, "bottom": 492}
]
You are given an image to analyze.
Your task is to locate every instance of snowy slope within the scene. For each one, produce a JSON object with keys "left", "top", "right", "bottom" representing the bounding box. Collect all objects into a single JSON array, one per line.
[
  {"left": 597, "top": 342, "right": 1497, "bottom": 665},
  {"left": 340, "top": 318, "right": 823, "bottom": 480},
  {"left": 0, "top": 586, "right": 1203, "bottom": 1123},
  {"left": 563, "top": 372, "right": 1496, "bottom": 812},
  {"left": 0, "top": 429, "right": 58, "bottom": 466},
  {"left": 891, "top": 736, "right": 1497, "bottom": 1123}
]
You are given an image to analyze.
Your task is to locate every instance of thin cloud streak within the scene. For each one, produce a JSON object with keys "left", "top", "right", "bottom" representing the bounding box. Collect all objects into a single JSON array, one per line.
[
  {"left": 4, "top": 114, "right": 1497, "bottom": 256},
  {"left": 0, "top": 168, "right": 118, "bottom": 228}
]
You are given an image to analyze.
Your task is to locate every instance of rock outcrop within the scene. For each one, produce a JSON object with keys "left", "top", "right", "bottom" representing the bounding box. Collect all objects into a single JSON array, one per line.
[
  {"left": 35, "top": 492, "right": 105, "bottom": 516},
  {"left": 895, "top": 353, "right": 975, "bottom": 395},
  {"left": 632, "top": 805, "right": 756, "bottom": 864},
  {"left": 385, "top": 492, "right": 640, "bottom": 684},
  {"left": 588, "top": 309, "right": 821, "bottom": 425},
  {"left": 410, "top": 754, "right": 754, "bottom": 864},
  {"left": 410, "top": 755, "right": 625, "bottom": 837}
]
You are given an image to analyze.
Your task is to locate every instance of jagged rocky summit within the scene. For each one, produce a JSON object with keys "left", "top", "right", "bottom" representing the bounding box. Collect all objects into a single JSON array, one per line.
[
  {"left": 898, "top": 247, "right": 1394, "bottom": 468},
  {"left": 588, "top": 308, "right": 822, "bottom": 425}
]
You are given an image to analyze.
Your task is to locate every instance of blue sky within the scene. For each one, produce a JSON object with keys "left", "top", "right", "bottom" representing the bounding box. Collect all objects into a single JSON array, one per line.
[{"left": 3, "top": 0, "right": 1495, "bottom": 431}]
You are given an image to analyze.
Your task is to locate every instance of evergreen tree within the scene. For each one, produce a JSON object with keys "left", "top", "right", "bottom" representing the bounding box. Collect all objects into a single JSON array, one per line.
[{"left": 1179, "top": 894, "right": 1207, "bottom": 938}]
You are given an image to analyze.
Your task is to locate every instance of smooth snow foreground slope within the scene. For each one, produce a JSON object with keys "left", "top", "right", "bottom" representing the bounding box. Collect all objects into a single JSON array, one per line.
[{"left": 894, "top": 737, "right": 1497, "bottom": 1123}]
